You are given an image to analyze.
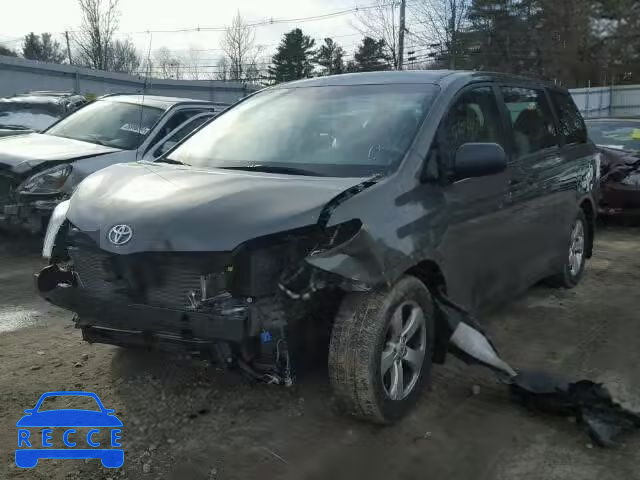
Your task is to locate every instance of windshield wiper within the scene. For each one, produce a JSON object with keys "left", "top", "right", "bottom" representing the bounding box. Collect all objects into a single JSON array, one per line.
[
  {"left": 219, "top": 165, "right": 323, "bottom": 176},
  {"left": 155, "top": 158, "right": 191, "bottom": 166},
  {"left": 0, "top": 124, "right": 29, "bottom": 130}
]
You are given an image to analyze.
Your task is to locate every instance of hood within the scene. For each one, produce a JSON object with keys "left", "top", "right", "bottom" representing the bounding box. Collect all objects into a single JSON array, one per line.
[
  {"left": 0, "top": 133, "right": 120, "bottom": 173},
  {"left": 68, "top": 162, "right": 369, "bottom": 253},
  {"left": 0, "top": 128, "right": 33, "bottom": 138}
]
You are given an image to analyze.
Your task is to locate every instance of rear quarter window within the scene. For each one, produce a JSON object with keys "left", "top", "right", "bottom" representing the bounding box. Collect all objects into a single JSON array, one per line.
[{"left": 548, "top": 90, "right": 588, "bottom": 145}]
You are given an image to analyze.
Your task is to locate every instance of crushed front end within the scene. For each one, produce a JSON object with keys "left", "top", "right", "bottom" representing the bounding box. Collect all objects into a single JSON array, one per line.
[
  {"left": 37, "top": 217, "right": 365, "bottom": 385},
  {"left": 598, "top": 147, "right": 640, "bottom": 214},
  {"left": 0, "top": 165, "right": 70, "bottom": 235}
]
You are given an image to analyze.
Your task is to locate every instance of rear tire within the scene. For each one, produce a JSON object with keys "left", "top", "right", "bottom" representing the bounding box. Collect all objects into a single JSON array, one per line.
[
  {"left": 328, "top": 275, "right": 434, "bottom": 424},
  {"left": 547, "top": 210, "right": 588, "bottom": 288}
]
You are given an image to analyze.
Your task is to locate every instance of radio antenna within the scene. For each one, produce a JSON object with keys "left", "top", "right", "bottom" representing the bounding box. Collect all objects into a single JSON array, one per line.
[{"left": 136, "top": 31, "right": 153, "bottom": 161}]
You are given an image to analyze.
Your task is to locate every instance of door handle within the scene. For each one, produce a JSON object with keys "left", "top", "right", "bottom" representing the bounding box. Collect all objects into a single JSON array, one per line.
[{"left": 508, "top": 178, "right": 522, "bottom": 186}]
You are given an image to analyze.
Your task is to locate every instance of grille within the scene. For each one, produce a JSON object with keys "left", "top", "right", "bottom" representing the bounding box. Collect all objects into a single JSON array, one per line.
[{"left": 69, "top": 247, "right": 221, "bottom": 309}]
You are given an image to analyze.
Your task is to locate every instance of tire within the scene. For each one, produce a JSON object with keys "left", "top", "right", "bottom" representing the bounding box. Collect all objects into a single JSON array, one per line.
[
  {"left": 547, "top": 210, "right": 588, "bottom": 288},
  {"left": 328, "top": 275, "right": 435, "bottom": 424}
]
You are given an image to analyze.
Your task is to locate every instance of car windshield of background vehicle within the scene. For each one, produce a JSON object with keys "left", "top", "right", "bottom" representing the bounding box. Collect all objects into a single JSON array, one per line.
[
  {"left": 0, "top": 100, "right": 61, "bottom": 131},
  {"left": 586, "top": 120, "right": 640, "bottom": 152},
  {"left": 168, "top": 84, "right": 440, "bottom": 177},
  {"left": 46, "top": 100, "right": 164, "bottom": 150}
]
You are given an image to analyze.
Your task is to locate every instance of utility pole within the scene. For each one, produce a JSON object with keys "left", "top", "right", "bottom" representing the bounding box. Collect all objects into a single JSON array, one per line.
[
  {"left": 397, "top": 0, "right": 406, "bottom": 70},
  {"left": 65, "top": 31, "right": 73, "bottom": 65},
  {"left": 449, "top": 1, "right": 456, "bottom": 69}
]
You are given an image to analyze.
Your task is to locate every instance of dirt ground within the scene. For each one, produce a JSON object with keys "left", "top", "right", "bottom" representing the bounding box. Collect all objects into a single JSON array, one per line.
[{"left": 1, "top": 222, "right": 640, "bottom": 480}]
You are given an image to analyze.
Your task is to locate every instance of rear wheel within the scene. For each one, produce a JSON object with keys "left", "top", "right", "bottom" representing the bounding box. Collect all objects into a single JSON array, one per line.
[
  {"left": 328, "top": 275, "right": 434, "bottom": 424},
  {"left": 548, "top": 210, "right": 588, "bottom": 288}
]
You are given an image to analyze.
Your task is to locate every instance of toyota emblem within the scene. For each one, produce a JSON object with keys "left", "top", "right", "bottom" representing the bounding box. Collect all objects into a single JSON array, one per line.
[{"left": 107, "top": 225, "right": 133, "bottom": 246}]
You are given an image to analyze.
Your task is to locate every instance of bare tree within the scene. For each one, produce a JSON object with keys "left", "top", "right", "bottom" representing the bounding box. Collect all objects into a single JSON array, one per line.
[
  {"left": 214, "top": 57, "right": 230, "bottom": 81},
  {"left": 410, "top": 0, "right": 471, "bottom": 69},
  {"left": 74, "top": 0, "right": 120, "bottom": 70},
  {"left": 221, "top": 11, "right": 261, "bottom": 81},
  {"left": 109, "top": 39, "right": 141, "bottom": 74},
  {"left": 354, "top": 0, "right": 400, "bottom": 69},
  {"left": 153, "top": 47, "right": 183, "bottom": 79},
  {"left": 185, "top": 47, "right": 202, "bottom": 80}
]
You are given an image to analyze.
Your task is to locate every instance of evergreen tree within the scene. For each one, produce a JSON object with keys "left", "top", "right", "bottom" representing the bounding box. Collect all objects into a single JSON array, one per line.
[
  {"left": 0, "top": 45, "right": 18, "bottom": 57},
  {"left": 269, "top": 29, "right": 316, "bottom": 83},
  {"left": 22, "top": 32, "right": 66, "bottom": 63},
  {"left": 315, "top": 37, "right": 345, "bottom": 75},
  {"left": 353, "top": 36, "right": 391, "bottom": 72}
]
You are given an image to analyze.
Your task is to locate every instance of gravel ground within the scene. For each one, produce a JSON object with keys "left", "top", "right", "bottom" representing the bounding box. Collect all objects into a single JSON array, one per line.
[{"left": 1, "top": 222, "right": 640, "bottom": 480}]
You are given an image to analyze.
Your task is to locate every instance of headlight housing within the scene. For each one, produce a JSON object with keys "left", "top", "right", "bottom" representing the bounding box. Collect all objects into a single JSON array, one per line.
[
  {"left": 42, "top": 200, "right": 70, "bottom": 259},
  {"left": 19, "top": 164, "right": 72, "bottom": 195}
]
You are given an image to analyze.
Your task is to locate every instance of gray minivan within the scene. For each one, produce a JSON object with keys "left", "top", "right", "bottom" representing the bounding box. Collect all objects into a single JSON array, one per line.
[{"left": 39, "top": 71, "right": 598, "bottom": 423}]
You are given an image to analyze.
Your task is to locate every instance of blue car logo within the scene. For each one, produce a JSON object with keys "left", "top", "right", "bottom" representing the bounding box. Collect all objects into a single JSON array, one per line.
[{"left": 15, "top": 391, "right": 123, "bottom": 468}]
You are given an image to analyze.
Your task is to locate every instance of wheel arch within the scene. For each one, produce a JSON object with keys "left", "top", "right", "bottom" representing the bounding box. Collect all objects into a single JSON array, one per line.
[
  {"left": 579, "top": 197, "right": 595, "bottom": 258},
  {"left": 406, "top": 259, "right": 447, "bottom": 293},
  {"left": 406, "top": 259, "right": 450, "bottom": 364}
]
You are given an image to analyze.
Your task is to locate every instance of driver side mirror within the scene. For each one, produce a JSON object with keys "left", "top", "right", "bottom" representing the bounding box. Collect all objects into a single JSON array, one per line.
[{"left": 453, "top": 143, "right": 507, "bottom": 181}]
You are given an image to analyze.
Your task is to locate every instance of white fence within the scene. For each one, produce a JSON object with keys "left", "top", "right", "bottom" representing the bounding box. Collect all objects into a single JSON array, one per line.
[
  {"left": 0, "top": 55, "right": 258, "bottom": 104},
  {"left": 569, "top": 84, "right": 640, "bottom": 118}
]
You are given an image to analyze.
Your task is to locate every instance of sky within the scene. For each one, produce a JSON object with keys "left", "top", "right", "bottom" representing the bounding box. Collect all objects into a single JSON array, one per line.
[{"left": 0, "top": 0, "right": 381, "bottom": 69}]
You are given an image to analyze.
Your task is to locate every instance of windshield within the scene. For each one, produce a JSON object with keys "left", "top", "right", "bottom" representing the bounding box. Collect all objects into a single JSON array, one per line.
[
  {"left": 46, "top": 100, "right": 165, "bottom": 150},
  {"left": 586, "top": 120, "right": 640, "bottom": 152},
  {"left": 0, "top": 100, "right": 62, "bottom": 131},
  {"left": 168, "top": 84, "right": 439, "bottom": 177}
]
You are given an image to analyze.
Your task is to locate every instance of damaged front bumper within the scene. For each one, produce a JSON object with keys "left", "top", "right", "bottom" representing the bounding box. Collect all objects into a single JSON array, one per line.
[
  {"left": 36, "top": 260, "right": 298, "bottom": 385},
  {"left": 0, "top": 198, "right": 61, "bottom": 234},
  {"left": 39, "top": 284, "right": 248, "bottom": 344}
]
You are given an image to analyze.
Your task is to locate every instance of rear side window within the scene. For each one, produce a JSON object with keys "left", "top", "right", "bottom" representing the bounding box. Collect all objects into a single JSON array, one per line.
[
  {"left": 148, "top": 109, "right": 207, "bottom": 148},
  {"left": 441, "top": 86, "right": 505, "bottom": 154},
  {"left": 501, "top": 87, "right": 558, "bottom": 158},
  {"left": 152, "top": 114, "right": 214, "bottom": 158},
  {"left": 549, "top": 90, "right": 587, "bottom": 144}
]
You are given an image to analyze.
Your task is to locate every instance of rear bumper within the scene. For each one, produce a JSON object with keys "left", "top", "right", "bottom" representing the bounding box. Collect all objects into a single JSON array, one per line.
[{"left": 39, "top": 282, "right": 249, "bottom": 346}]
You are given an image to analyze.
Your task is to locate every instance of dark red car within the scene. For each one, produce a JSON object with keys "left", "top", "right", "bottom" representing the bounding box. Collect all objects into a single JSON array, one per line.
[{"left": 586, "top": 117, "right": 640, "bottom": 214}]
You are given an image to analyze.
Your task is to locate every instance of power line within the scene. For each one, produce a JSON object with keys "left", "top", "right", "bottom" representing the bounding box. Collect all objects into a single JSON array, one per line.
[{"left": 110, "top": 2, "right": 403, "bottom": 35}]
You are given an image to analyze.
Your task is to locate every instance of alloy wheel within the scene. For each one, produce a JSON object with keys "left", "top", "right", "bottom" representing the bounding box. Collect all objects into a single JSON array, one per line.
[{"left": 381, "top": 300, "right": 427, "bottom": 401}]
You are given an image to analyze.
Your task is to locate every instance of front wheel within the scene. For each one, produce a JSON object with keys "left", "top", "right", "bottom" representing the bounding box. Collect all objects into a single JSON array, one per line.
[
  {"left": 547, "top": 210, "right": 588, "bottom": 288},
  {"left": 328, "top": 275, "right": 434, "bottom": 424}
]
